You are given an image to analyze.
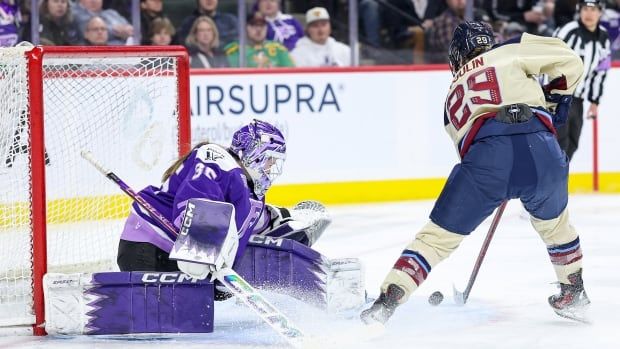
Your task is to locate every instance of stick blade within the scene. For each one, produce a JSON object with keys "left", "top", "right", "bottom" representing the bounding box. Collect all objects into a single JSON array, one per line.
[{"left": 453, "top": 284, "right": 466, "bottom": 306}]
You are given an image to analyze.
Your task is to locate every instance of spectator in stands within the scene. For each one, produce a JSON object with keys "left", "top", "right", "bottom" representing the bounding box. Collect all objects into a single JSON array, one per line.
[
  {"left": 383, "top": 0, "right": 445, "bottom": 48},
  {"left": 287, "top": 0, "right": 339, "bottom": 18},
  {"left": 539, "top": 0, "right": 558, "bottom": 36},
  {"left": 178, "top": 0, "right": 238, "bottom": 48},
  {"left": 426, "top": 0, "right": 466, "bottom": 63},
  {"left": 225, "top": 12, "right": 294, "bottom": 68},
  {"left": 291, "top": 7, "right": 350, "bottom": 66},
  {"left": 484, "top": 0, "right": 547, "bottom": 35},
  {"left": 73, "top": 0, "right": 133, "bottom": 45},
  {"left": 186, "top": 16, "right": 228, "bottom": 68},
  {"left": 502, "top": 21, "right": 527, "bottom": 39},
  {"left": 288, "top": 0, "right": 345, "bottom": 41},
  {"left": 38, "top": 0, "right": 80, "bottom": 46},
  {"left": 359, "top": 0, "right": 382, "bottom": 48},
  {"left": 602, "top": 0, "right": 620, "bottom": 58},
  {"left": 0, "top": 0, "right": 20, "bottom": 47},
  {"left": 83, "top": 15, "right": 108, "bottom": 45},
  {"left": 555, "top": 0, "right": 579, "bottom": 27},
  {"left": 473, "top": 0, "right": 492, "bottom": 21},
  {"left": 140, "top": 0, "right": 169, "bottom": 45},
  {"left": 150, "top": 17, "right": 175, "bottom": 45},
  {"left": 255, "top": 0, "right": 304, "bottom": 50},
  {"left": 104, "top": 0, "right": 130, "bottom": 21}
]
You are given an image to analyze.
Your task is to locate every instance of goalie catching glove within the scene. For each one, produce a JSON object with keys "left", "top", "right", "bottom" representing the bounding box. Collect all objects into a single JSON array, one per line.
[{"left": 257, "top": 200, "right": 332, "bottom": 247}]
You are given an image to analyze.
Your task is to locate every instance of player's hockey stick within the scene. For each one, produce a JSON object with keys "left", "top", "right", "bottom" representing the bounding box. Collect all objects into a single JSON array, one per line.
[
  {"left": 454, "top": 200, "right": 508, "bottom": 305},
  {"left": 81, "top": 151, "right": 305, "bottom": 348}
]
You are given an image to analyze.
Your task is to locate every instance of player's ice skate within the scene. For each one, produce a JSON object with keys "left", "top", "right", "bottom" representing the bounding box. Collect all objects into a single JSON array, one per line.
[
  {"left": 548, "top": 269, "right": 591, "bottom": 323},
  {"left": 360, "top": 284, "right": 405, "bottom": 325}
]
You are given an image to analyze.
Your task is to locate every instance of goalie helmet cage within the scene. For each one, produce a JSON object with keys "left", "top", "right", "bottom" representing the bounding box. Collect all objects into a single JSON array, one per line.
[{"left": 0, "top": 45, "right": 191, "bottom": 335}]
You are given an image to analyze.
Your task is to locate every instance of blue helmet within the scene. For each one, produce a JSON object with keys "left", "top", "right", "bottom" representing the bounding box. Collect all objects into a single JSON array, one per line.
[
  {"left": 448, "top": 21, "right": 495, "bottom": 75},
  {"left": 230, "top": 119, "right": 286, "bottom": 198}
]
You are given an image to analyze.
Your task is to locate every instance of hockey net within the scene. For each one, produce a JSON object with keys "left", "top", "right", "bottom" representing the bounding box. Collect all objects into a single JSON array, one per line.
[{"left": 0, "top": 45, "right": 190, "bottom": 333}]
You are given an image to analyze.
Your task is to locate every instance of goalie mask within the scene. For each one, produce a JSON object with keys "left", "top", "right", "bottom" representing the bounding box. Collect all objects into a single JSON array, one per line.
[
  {"left": 448, "top": 21, "right": 495, "bottom": 76},
  {"left": 230, "top": 119, "right": 286, "bottom": 198}
]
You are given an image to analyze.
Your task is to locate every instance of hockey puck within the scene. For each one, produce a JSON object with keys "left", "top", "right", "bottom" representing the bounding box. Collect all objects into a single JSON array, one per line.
[{"left": 428, "top": 291, "right": 444, "bottom": 306}]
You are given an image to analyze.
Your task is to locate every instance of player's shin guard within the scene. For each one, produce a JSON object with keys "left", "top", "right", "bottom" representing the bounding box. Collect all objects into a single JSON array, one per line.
[
  {"left": 362, "top": 222, "right": 464, "bottom": 324},
  {"left": 531, "top": 210, "right": 590, "bottom": 320},
  {"left": 531, "top": 210, "right": 583, "bottom": 284},
  {"left": 382, "top": 222, "right": 465, "bottom": 301}
]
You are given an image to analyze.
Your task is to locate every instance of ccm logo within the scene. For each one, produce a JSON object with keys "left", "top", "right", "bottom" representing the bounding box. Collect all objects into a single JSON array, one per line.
[
  {"left": 250, "top": 235, "right": 284, "bottom": 247},
  {"left": 141, "top": 273, "right": 198, "bottom": 283},
  {"left": 180, "top": 202, "right": 196, "bottom": 236}
]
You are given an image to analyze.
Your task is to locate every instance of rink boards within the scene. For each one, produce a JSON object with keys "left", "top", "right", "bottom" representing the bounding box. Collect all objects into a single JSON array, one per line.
[
  {"left": 2, "top": 65, "right": 619, "bottom": 226},
  {"left": 191, "top": 65, "right": 620, "bottom": 205}
]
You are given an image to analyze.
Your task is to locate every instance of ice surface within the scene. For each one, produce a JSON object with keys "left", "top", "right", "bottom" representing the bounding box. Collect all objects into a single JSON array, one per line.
[{"left": 2, "top": 194, "right": 618, "bottom": 349}]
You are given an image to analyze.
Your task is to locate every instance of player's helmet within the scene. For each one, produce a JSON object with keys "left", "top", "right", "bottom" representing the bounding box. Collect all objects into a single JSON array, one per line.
[
  {"left": 578, "top": 0, "right": 605, "bottom": 10},
  {"left": 448, "top": 21, "right": 495, "bottom": 76},
  {"left": 230, "top": 119, "right": 286, "bottom": 198}
]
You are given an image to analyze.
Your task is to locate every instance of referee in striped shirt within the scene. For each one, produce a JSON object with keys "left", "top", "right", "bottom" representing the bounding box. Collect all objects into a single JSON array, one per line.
[{"left": 554, "top": 0, "right": 611, "bottom": 161}]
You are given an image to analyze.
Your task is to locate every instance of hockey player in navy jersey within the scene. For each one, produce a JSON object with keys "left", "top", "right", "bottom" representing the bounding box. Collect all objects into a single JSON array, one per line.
[{"left": 361, "top": 22, "right": 590, "bottom": 324}]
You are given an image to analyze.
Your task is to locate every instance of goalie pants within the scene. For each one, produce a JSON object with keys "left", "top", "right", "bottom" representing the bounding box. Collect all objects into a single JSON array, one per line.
[
  {"left": 117, "top": 239, "right": 179, "bottom": 272},
  {"left": 118, "top": 224, "right": 315, "bottom": 272}
]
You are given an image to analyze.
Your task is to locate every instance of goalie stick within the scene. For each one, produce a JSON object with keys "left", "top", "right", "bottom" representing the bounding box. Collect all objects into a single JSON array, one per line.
[
  {"left": 453, "top": 200, "right": 508, "bottom": 305},
  {"left": 81, "top": 151, "right": 305, "bottom": 348}
]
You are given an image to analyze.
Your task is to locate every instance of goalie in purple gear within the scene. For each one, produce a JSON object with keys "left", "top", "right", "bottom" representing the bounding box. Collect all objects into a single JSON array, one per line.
[
  {"left": 117, "top": 119, "right": 320, "bottom": 298},
  {"left": 361, "top": 21, "right": 590, "bottom": 324},
  {"left": 43, "top": 120, "right": 362, "bottom": 336}
]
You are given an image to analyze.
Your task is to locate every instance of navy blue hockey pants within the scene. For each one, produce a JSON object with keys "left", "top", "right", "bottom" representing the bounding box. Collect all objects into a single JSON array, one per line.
[{"left": 430, "top": 131, "right": 569, "bottom": 235}]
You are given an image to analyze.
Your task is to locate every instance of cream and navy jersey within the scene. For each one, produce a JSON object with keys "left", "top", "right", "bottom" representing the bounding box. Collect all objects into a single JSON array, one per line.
[
  {"left": 443, "top": 33, "right": 584, "bottom": 155},
  {"left": 554, "top": 20, "right": 611, "bottom": 104}
]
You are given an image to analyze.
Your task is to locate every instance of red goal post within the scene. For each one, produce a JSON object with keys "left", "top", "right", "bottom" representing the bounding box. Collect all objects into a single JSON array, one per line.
[{"left": 0, "top": 45, "right": 191, "bottom": 335}]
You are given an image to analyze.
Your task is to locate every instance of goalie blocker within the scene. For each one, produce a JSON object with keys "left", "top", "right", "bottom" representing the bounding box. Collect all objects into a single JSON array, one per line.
[{"left": 44, "top": 199, "right": 365, "bottom": 335}]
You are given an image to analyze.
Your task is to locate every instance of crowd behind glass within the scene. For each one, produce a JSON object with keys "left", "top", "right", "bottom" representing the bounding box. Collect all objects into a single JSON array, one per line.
[{"left": 1, "top": 0, "right": 618, "bottom": 67}]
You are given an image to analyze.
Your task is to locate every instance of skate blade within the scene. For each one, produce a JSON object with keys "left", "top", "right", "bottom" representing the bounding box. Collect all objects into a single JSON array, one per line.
[{"left": 552, "top": 307, "right": 591, "bottom": 324}]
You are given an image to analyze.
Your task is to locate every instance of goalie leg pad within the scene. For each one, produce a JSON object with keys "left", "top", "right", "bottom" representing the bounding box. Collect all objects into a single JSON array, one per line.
[
  {"left": 234, "top": 235, "right": 365, "bottom": 312},
  {"left": 44, "top": 272, "right": 214, "bottom": 335}
]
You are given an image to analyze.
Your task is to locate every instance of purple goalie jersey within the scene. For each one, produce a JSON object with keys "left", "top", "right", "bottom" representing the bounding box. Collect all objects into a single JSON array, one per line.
[{"left": 121, "top": 143, "right": 265, "bottom": 261}]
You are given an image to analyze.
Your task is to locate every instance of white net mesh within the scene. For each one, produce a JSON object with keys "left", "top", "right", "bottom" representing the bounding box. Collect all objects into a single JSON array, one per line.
[
  {"left": 0, "top": 46, "right": 33, "bottom": 327},
  {"left": 0, "top": 47, "right": 185, "bottom": 328}
]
